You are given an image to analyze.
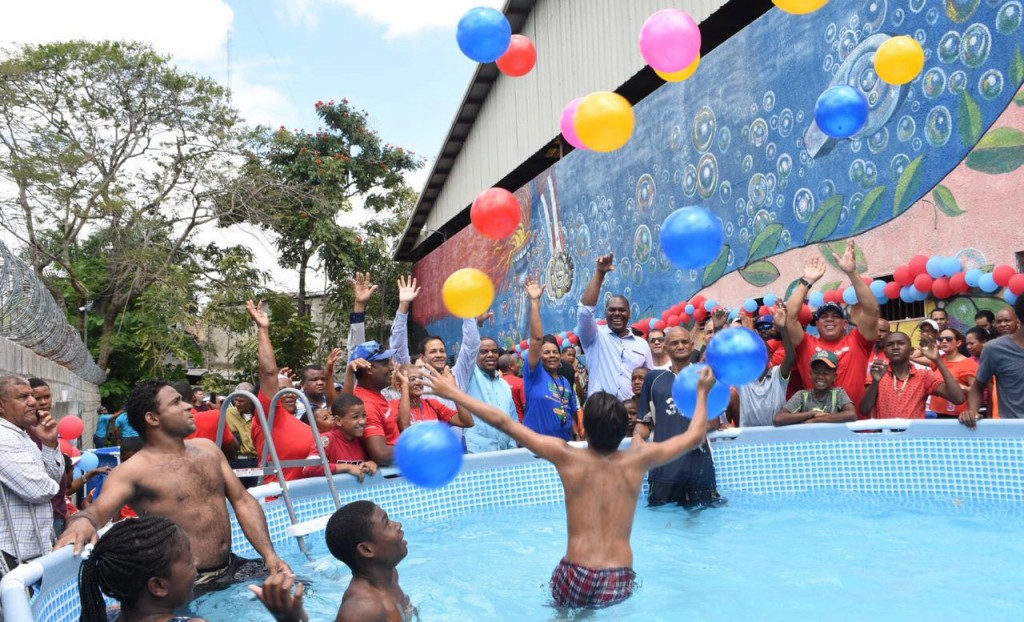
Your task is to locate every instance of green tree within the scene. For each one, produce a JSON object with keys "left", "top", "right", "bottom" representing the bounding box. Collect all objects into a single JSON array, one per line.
[{"left": 0, "top": 40, "right": 256, "bottom": 370}]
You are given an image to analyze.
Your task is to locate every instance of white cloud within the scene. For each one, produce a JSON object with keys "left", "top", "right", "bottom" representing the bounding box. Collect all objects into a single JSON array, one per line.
[{"left": 274, "top": 0, "right": 503, "bottom": 38}]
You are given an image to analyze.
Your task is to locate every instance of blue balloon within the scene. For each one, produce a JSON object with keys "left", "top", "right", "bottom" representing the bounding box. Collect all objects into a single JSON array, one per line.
[
  {"left": 671, "top": 363, "right": 733, "bottom": 419},
  {"left": 944, "top": 256, "right": 962, "bottom": 277},
  {"left": 979, "top": 272, "right": 999, "bottom": 293},
  {"left": 900, "top": 286, "right": 916, "bottom": 303},
  {"left": 743, "top": 298, "right": 759, "bottom": 313},
  {"left": 926, "top": 257, "right": 945, "bottom": 279},
  {"left": 842, "top": 286, "right": 859, "bottom": 305},
  {"left": 869, "top": 280, "right": 887, "bottom": 299},
  {"left": 809, "top": 291, "right": 825, "bottom": 308},
  {"left": 706, "top": 327, "right": 769, "bottom": 386},
  {"left": 659, "top": 207, "right": 724, "bottom": 270},
  {"left": 763, "top": 294, "right": 779, "bottom": 307},
  {"left": 965, "top": 268, "right": 983, "bottom": 287},
  {"left": 78, "top": 451, "right": 99, "bottom": 472},
  {"left": 704, "top": 299, "right": 717, "bottom": 313},
  {"left": 456, "top": 7, "right": 512, "bottom": 63},
  {"left": 728, "top": 308, "right": 741, "bottom": 321},
  {"left": 1004, "top": 289, "right": 1019, "bottom": 305},
  {"left": 395, "top": 422, "right": 464, "bottom": 488},
  {"left": 814, "top": 85, "right": 869, "bottom": 139},
  {"left": 910, "top": 286, "right": 928, "bottom": 302},
  {"left": 685, "top": 304, "right": 695, "bottom": 315}
]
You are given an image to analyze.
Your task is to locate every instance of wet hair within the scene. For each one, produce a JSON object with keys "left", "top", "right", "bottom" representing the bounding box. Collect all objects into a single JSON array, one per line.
[
  {"left": 497, "top": 353, "right": 516, "bottom": 372},
  {"left": 331, "top": 394, "right": 364, "bottom": 418},
  {"left": 965, "top": 327, "right": 989, "bottom": 344},
  {"left": 325, "top": 500, "right": 378, "bottom": 570},
  {"left": 975, "top": 309, "right": 995, "bottom": 323},
  {"left": 582, "top": 392, "right": 628, "bottom": 453},
  {"left": 170, "top": 381, "right": 193, "bottom": 404},
  {"left": 417, "top": 336, "right": 445, "bottom": 356},
  {"left": 125, "top": 380, "right": 171, "bottom": 440},
  {"left": 27, "top": 377, "right": 49, "bottom": 389},
  {"left": 78, "top": 516, "right": 184, "bottom": 620},
  {"left": 301, "top": 365, "right": 324, "bottom": 382}
]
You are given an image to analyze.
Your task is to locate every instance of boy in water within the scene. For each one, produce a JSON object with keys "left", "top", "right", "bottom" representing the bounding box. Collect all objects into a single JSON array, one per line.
[{"left": 422, "top": 365, "right": 715, "bottom": 609}]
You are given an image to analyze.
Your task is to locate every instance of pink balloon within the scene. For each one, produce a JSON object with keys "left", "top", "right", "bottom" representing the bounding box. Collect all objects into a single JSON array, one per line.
[
  {"left": 639, "top": 9, "right": 701, "bottom": 73},
  {"left": 560, "top": 98, "right": 588, "bottom": 151}
]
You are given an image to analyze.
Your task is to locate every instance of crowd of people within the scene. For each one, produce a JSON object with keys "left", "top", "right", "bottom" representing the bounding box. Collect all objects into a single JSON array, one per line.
[{"left": 2, "top": 239, "right": 1023, "bottom": 618}]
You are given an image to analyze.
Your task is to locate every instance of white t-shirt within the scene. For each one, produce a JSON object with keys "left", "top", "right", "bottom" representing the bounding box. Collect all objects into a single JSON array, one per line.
[{"left": 736, "top": 366, "right": 789, "bottom": 427}]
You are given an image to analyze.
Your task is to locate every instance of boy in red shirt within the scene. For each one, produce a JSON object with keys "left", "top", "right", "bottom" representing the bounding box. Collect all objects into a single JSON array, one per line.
[{"left": 302, "top": 394, "right": 377, "bottom": 480}]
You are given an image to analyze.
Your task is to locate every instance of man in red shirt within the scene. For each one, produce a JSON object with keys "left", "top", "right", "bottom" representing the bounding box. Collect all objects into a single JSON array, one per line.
[
  {"left": 345, "top": 341, "right": 399, "bottom": 466},
  {"left": 861, "top": 332, "right": 964, "bottom": 418},
  {"left": 246, "top": 300, "right": 315, "bottom": 483},
  {"left": 784, "top": 240, "right": 881, "bottom": 412},
  {"left": 499, "top": 353, "right": 526, "bottom": 423}
]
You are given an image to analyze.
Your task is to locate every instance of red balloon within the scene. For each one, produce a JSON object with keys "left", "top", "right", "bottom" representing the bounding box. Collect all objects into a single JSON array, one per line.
[
  {"left": 894, "top": 265, "right": 913, "bottom": 286},
  {"left": 759, "top": 305, "right": 773, "bottom": 316},
  {"left": 496, "top": 34, "right": 537, "bottom": 77},
  {"left": 931, "top": 277, "right": 953, "bottom": 299},
  {"left": 556, "top": 335, "right": 565, "bottom": 345},
  {"left": 470, "top": 188, "right": 520, "bottom": 239},
  {"left": 57, "top": 415, "right": 85, "bottom": 441},
  {"left": 914, "top": 273, "right": 934, "bottom": 292},
  {"left": 568, "top": 334, "right": 579, "bottom": 345},
  {"left": 949, "top": 272, "right": 969, "bottom": 294},
  {"left": 597, "top": 319, "right": 607, "bottom": 326},
  {"left": 520, "top": 340, "right": 529, "bottom": 349},
  {"left": 1009, "top": 274, "right": 1024, "bottom": 296},
  {"left": 679, "top": 312, "right": 691, "bottom": 325},
  {"left": 667, "top": 314, "right": 680, "bottom": 326},
  {"left": 909, "top": 255, "right": 929, "bottom": 276},
  {"left": 692, "top": 295, "right": 706, "bottom": 308},
  {"left": 884, "top": 281, "right": 902, "bottom": 300},
  {"left": 694, "top": 306, "right": 708, "bottom": 322},
  {"left": 654, "top": 319, "right": 667, "bottom": 330},
  {"left": 59, "top": 438, "right": 81, "bottom": 457},
  {"left": 824, "top": 290, "right": 841, "bottom": 304},
  {"left": 798, "top": 304, "right": 813, "bottom": 327},
  {"left": 660, "top": 309, "right": 672, "bottom": 321},
  {"left": 993, "top": 264, "right": 1016, "bottom": 288}
]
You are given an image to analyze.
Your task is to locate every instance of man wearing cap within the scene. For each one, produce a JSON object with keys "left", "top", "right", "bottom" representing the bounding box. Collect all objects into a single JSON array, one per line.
[
  {"left": 784, "top": 240, "right": 880, "bottom": 412},
  {"left": 775, "top": 351, "right": 857, "bottom": 425},
  {"left": 453, "top": 313, "right": 518, "bottom": 453},
  {"left": 577, "top": 253, "right": 653, "bottom": 400},
  {"left": 343, "top": 341, "right": 400, "bottom": 465},
  {"left": 225, "top": 382, "right": 259, "bottom": 486}
]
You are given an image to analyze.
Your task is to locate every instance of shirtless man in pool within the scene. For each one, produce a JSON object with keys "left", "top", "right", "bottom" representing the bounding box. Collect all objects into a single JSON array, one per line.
[
  {"left": 422, "top": 365, "right": 715, "bottom": 609},
  {"left": 57, "top": 380, "right": 290, "bottom": 591}
]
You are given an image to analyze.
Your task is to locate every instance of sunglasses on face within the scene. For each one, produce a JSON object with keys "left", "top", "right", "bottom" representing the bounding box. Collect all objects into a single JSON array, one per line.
[
  {"left": 649, "top": 337, "right": 664, "bottom": 344},
  {"left": 937, "top": 336, "right": 956, "bottom": 342}
]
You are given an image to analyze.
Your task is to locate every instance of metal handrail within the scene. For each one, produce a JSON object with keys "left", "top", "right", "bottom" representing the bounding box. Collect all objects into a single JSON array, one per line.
[{"left": 264, "top": 388, "right": 342, "bottom": 511}]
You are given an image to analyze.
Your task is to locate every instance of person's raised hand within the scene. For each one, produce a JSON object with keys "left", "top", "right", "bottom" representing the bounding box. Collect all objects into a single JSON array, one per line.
[
  {"left": 919, "top": 340, "right": 940, "bottom": 362},
  {"left": 773, "top": 301, "right": 788, "bottom": 326},
  {"left": 347, "top": 358, "right": 371, "bottom": 374},
  {"left": 476, "top": 310, "right": 494, "bottom": 327},
  {"left": 803, "top": 256, "right": 827, "bottom": 284},
  {"left": 246, "top": 300, "right": 270, "bottom": 328},
  {"left": 833, "top": 239, "right": 860, "bottom": 275},
  {"left": 394, "top": 367, "right": 409, "bottom": 390},
  {"left": 525, "top": 275, "right": 546, "bottom": 300},
  {"left": 712, "top": 308, "right": 729, "bottom": 330},
  {"left": 419, "top": 365, "right": 459, "bottom": 399},
  {"left": 740, "top": 313, "right": 756, "bottom": 330},
  {"left": 249, "top": 572, "right": 307, "bottom": 622},
  {"left": 595, "top": 253, "right": 615, "bottom": 274},
  {"left": 279, "top": 367, "right": 296, "bottom": 385},
  {"left": 351, "top": 272, "right": 378, "bottom": 305},
  {"left": 696, "top": 366, "right": 717, "bottom": 393},
  {"left": 33, "top": 412, "right": 59, "bottom": 447},
  {"left": 397, "top": 275, "right": 421, "bottom": 304},
  {"left": 325, "top": 348, "right": 343, "bottom": 370},
  {"left": 869, "top": 359, "right": 888, "bottom": 383}
]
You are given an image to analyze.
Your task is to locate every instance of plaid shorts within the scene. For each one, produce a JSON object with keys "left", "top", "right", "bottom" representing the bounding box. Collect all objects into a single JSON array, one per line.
[{"left": 549, "top": 557, "right": 638, "bottom": 609}]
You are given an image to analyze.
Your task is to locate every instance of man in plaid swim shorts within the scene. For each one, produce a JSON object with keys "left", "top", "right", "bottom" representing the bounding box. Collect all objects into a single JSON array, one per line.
[{"left": 423, "top": 364, "right": 717, "bottom": 610}]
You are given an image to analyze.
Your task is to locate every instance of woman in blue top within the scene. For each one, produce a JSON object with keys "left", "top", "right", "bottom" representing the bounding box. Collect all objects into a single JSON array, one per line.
[{"left": 523, "top": 277, "right": 579, "bottom": 441}]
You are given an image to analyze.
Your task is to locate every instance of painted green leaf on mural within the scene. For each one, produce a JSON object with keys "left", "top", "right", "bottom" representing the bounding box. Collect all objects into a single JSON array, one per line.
[
  {"left": 819, "top": 241, "right": 867, "bottom": 273},
  {"left": 932, "top": 185, "right": 965, "bottom": 217},
  {"left": 748, "top": 223, "right": 783, "bottom": 262},
  {"left": 739, "top": 260, "right": 781, "bottom": 287},
  {"left": 819, "top": 280, "right": 843, "bottom": 292},
  {"left": 783, "top": 277, "right": 803, "bottom": 303},
  {"left": 703, "top": 244, "right": 730, "bottom": 286},
  {"left": 1012, "top": 48, "right": 1024, "bottom": 87},
  {"left": 853, "top": 185, "right": 887, "bottom": 233},
  {"left": 804, "top": 194, "right": 843, "bottom": 244},
  {"left": 958, "top": 90, "right": 983, "bottom": 148},
  {"left": 965, "top": 127, "right": 1024, "bottom": 174},
  {"left": 893, "top": 154, "right": 925, "bottom": 216}
]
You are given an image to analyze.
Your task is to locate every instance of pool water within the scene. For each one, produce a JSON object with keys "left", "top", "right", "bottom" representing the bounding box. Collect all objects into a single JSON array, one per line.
[{"left": 193, "top": 493, "right": 1024, "bottom": 621}]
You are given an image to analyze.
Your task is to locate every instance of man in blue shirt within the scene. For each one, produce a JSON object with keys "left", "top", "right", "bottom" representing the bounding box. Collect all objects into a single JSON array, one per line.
[
  {"left": 93, "top": 405, "right": 113, "bottom": 448},
  {"left": 453, "top": 312, "right": 518, "bottom": 453},
  {"left": 577, "top": 253, "right": 653, "bottom": 400}
]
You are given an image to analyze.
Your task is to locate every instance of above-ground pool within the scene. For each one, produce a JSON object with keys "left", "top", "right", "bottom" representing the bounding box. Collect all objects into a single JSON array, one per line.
[{"left": 3, "top": 420, "right": 1023, "bottom": 621}]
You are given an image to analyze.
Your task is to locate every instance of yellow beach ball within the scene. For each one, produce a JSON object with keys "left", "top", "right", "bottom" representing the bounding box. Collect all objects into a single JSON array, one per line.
[{"left": 442, "top": 268, "right": 495, "bottom": 319}]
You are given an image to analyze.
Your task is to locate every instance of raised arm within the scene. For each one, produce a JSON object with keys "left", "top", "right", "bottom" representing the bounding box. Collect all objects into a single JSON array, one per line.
[
  {"left": 347, "top": 273, "right": 377, "bottom": 352},
  {"left": 395, "top": 368, "right": 413, "bottom": 431},
  {"left": 247, "top": 299, "right": 279, "bottom": 396},
  {"left": 580, "top": 253, "right": 614, "bottom": 307},
  {"left": 785, "top": 256, "right": 826, "bottom": 349},
  {"left": 526, "top": 276, "right": 546, "bottom": 370},
  {"left": 452, "top": 316, "right": 485, "bottom": 390},
  {"left": 860, "top": 358, "right": 887, "bottom": 418},
  {"left": 773, "top": 302, "right": 798, "bottom": 379},
  {"left": 56, "top": 461, "right": 137, "bottom": 554},
  {"left": 325, "top": 347, "right": 343, "bottom": 406},
  {"left": 422, "top": 366, "right": 571, "bottom": 465},
  {"left": 390, "top": 275, "right": 420, "bottom": 365},
  {"left": 921, "top": 342, "right": 966, "bottom": 405},
  {"left": 834, "top": 240, "right": 879, "bottom": 342},
  {"left": 637, "top": 367, "right": 713, "bottom": 469}
]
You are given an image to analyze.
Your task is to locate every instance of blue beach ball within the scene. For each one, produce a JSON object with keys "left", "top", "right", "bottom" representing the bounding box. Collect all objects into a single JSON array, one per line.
[
  {"left": 456, "top": 7, "right": 512, "bottom": 63},
  {"left": 395, "top": 422, "right": 464, "bottom": 488},
  {"left": 671, "top": 363, "right": 732, "bottom": 419},
  {"left": 706, "top": 327, "right": 769, "bottom": 386},
  {"left": 814, "top": 85, "right": 869, "bottom": 138},
  {"left": 659, "top": 206, "right": 724, "bottom": 270}
]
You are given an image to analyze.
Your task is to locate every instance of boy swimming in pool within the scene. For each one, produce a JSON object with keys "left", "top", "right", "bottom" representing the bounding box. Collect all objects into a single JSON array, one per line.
[{"left": 422, "top": 365, "right": 715, "bottom": 609}]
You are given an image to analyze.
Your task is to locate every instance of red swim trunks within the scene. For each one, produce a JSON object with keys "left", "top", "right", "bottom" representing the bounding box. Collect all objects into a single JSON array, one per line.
[{"left": 549, "top": 557, "right": 638, "bottom": 609}]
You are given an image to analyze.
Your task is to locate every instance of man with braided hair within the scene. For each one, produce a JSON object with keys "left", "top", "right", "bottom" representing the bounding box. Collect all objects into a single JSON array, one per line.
[{"left": 58, "top": 379, "right": 291, "bottom": 594}]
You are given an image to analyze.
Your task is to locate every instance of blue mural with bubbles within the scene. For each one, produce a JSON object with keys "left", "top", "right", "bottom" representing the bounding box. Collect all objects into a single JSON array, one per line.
[{"left": 417, "top": 0, "right": 1024, "bottom": 349}]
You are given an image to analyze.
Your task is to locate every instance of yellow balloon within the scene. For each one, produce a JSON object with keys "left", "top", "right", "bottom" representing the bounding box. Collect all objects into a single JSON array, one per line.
[
  {"left": 874, "top": 35, "right": 925, "bottom": 85},
  {"left": 442, "top": 268, "right": 495, "bottom": 319},
  {"left": 573, "top": 92, "right": 635, "bottom": 153},
  {"left": 772, "top": 0, "right": 829, "bottom": 14},
  {"left": 656, "top": 54, "right": 701, "bottom": 82}
]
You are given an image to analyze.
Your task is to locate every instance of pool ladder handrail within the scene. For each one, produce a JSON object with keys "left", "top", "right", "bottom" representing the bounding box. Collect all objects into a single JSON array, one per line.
[{"left": 214, "top": 389, "right": 342, "bottom": 559}]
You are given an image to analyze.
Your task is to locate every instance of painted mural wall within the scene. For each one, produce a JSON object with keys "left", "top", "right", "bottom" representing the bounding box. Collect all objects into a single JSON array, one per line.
[{"left": 413, "top": 0, "right": 1024, "bottom": 350}]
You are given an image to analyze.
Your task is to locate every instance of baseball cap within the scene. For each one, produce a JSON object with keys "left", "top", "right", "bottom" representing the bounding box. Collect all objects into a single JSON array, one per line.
[
  {"left": 349, "top": 340, "right": 397, "bottom": 363},
  {"left": 918, "top": 319, "right": 939, "bottom": 331},
  {"left": 812, "top": 302, "right": 846, "bottom": 322},
  {"left": 809, "top": 350, "right": 839, "bottom": 369},
  {"left": 755, "top": 315, "right": 774, "bottom": 330}
]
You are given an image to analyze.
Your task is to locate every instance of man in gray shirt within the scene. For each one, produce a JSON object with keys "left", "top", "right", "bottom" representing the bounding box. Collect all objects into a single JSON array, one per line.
[{"left": 963, "top": 297, "right": 1024, "bottom": 427}]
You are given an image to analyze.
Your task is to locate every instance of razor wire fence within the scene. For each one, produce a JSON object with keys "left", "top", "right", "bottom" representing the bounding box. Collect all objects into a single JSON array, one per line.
[{"left": 0, "top": 240, "right": 105, "bottom": 384}]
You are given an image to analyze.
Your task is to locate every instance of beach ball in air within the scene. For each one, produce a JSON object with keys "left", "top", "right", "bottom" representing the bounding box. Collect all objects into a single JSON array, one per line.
[
  {"left": 573, "top": 92, "right": 635, "bottom": 152},
  {"left": 656, "top": 54, "right": 701, "bottom": 82},
  {"left": 814, "top": 85, "right": 869, "bottom": 139},
  {"left": 456, "top": 7, "right": 512, "bottom": 63},
  {"left": 671, "top": 363, "right": 732, "bottom": 419},
  {"left": 874, "top": 36, "right": 925, "bottom": 85},
  {"left": 639, "top": 9, "right": 701, "bottom": 73},
  {"left": 471, "top": 188, "right": 520, "bottom": 239},
  {"left": 772, "top": 0, "right": 830, "bottom": 14},
  {"left": 395, "top": 422, "right": 464, "bottom": 488},
  {"left": 443, "top": 268, "right": 494, "bottom": 318},
  {"left": 706, "top": 327, "right": 768, "bottom": 386},
  {"left": 659, "top": 206, "right": 723, "bottom": 270}
]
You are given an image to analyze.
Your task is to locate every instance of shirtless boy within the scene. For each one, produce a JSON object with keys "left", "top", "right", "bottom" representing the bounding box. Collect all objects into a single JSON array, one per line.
[
  {"left": 57, "top": 380, "right": 290, "bottom": 592},
  {"left": 422, "top": 365, "right": 715, "bottom": 608}
]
